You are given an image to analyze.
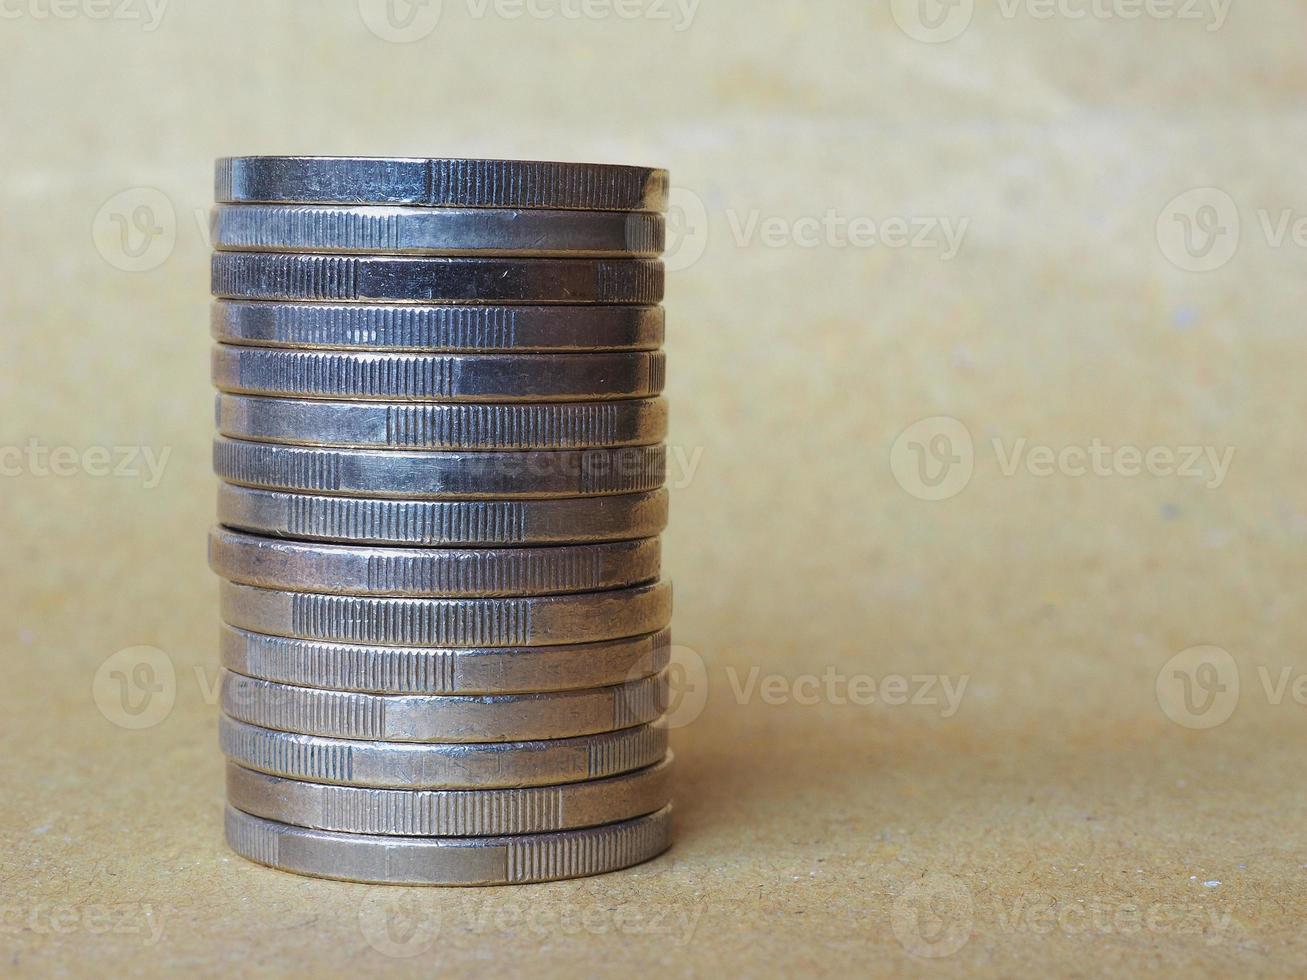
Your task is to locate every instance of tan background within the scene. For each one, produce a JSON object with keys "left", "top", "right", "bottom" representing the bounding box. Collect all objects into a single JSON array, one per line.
[{"left": 3, "top": 0, "right": 1306, "bottom": 975}]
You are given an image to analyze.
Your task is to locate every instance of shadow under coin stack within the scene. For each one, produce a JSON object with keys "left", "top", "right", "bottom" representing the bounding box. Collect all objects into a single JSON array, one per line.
[{"left": 207, "top": 156, "right": 674, "bottom": 885}]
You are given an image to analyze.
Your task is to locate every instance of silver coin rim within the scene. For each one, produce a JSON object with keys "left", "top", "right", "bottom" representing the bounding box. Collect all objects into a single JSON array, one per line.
[
  {"left": 224, "top": 754, "right": 673, "bottom": 836},
  {"left": 211, "top": 204, "right": 664, "bottom": 257},
  {"left": 215, "top": 484, "right": 670, "bottom": 545},
  {"left": 208, "top": 526, "right": 662, "bottom": 597},
  {"left": 223, "top": 802, "right": 673, "bottom": 885},
  {"left": 219, "top": 714, "right": 670, "bottom": 788}
]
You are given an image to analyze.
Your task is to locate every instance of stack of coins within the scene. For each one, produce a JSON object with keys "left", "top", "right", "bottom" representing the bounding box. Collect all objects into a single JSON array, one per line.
[{"left": 207, "top": 156, "right": 674, "bottom": 886}]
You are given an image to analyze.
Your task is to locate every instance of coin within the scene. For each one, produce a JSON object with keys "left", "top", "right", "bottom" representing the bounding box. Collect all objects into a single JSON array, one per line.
[
  {"left": 219, "top": 624, "right": 670, "bottom": 694},
  {"left": 211, "top": 346, "right": 665, "bottom": 402},
  {"left": 216, "top": 157, "right": 669, "bottom": 212},
  {"left": 224, "top": 803, "right": 673, "bottom": 885},
  {"left": 212, "top": 253, "right": 664, "bottom": 304},
  {"left": 209, "top": 527, "right": 661, "bottom": 597},
  {"left": 225, "top": 754, "right": 671, "bottom": 836},
  {"left": 220, "top": 714, "right": 669, "bottom": 789},
  {"left": 213, "top": 438, "right": 667, "bottom": 499},
  {"left": 220, "top": 670, "right": 669, "bottom": 742},
  {"left": 211, "top": 204, "right": 664, "bottom": 257},
  {"left": 216, "top": 485, "right": 670, "bottom": 546},
  {"left": 210, "top": 301, "right": 664, "bottom": 352},
  {"left": 216, "top": 394, "right": 669, "bottom": 450},
  {"left": 220, "top": 580, "right": 673, "bottom": 647}
]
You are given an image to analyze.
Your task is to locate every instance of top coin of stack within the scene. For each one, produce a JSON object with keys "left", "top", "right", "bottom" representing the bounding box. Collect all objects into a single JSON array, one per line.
[{"left": 209, "top": 157, "right": 674, "bottom": 886}]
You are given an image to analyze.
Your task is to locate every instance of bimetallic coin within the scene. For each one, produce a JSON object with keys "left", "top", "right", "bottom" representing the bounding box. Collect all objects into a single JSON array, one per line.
[
  {"left": 212, "top": 253, "right": 663, "bottom": 305},
  {"left": 211, "top": 205, "right": 664, "bottom": 257},
  {"left": 220, "top": 670, "right": 669, "bottom": 742},
  {"left": 211, "top": 346, "right": 666, "bottom": 402},
  {"left": 225, "top": 755, "right": 672, "bottom": 836},
  {"left": 208, "top": 527, "right": 661, "bottom": 597},
  {"left": 210, "top": 301, "right": 665, "bottom": 352},
  {"left": 220, "top": 580, "right": 673, "bottom": 647},
  {"left": 213, "top": 438, "right": 667, "bottom": 499},
  {"left": 224, "top": 804, "right": 673, "bottom": 885},
  {"left": 220, "top": 715, "right": 670, "bottom": 789},
  {"left": 219, "top": 624, "right": 671, "bottom": 694},
  {"left": 216, "top": 157, "right": 669, "bottom": 212},
  {"left": 216, "top": 394, "right": 668, "bottom": 450},
  {"left": 216, "top": 485, "right": 670, "bottom": 546}
]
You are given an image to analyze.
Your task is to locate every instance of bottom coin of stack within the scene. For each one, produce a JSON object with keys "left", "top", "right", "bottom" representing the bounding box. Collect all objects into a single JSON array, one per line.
[{"left": 210, "top": 528, "right": 674, "bottom": 885}]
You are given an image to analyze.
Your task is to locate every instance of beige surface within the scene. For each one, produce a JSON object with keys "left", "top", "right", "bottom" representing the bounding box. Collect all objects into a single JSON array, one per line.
[{"left": 3, "top": 1, "right": 1307, "bottom": 975}]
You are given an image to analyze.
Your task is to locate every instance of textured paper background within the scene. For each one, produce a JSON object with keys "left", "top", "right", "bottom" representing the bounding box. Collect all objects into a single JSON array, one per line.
[{"left": 2, "top": 1, "right": 1306, "bottom": 975}]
